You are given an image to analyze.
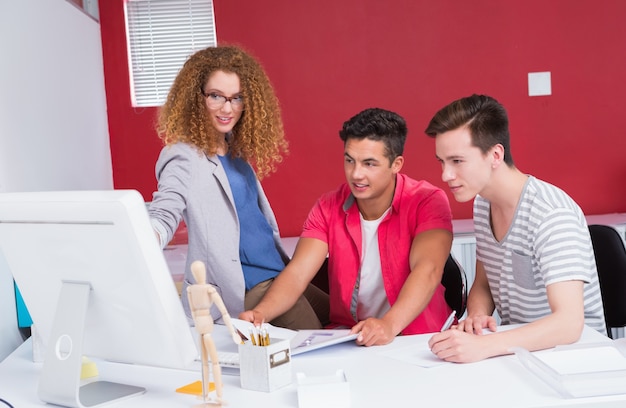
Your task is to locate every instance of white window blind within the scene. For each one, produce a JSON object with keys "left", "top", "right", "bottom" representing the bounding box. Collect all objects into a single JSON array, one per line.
[{"left": 124, "top": 0, "right": 216, "bottom": 107}]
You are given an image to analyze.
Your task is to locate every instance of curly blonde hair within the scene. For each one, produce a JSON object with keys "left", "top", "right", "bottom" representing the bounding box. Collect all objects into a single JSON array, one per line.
[{"left": 156, "top": 45, "right": 288, "bottom": 179}]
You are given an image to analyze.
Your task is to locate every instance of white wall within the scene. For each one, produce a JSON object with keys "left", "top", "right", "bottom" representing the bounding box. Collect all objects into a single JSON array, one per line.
[{"left": 0, "top": 0, "right": 113, "bottom": 361}]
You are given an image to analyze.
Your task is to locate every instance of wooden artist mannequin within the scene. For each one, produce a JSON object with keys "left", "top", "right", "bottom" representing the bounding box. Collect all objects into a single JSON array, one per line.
[{"left": 187, "top": 260, "right": 242, "bottom": 406}]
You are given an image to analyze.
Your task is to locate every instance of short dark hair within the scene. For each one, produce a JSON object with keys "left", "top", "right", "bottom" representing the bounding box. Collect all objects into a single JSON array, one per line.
[
  {"left": 424, "top": 94, "right": 514, "bottom": 166},
  {"left": 339, "top": 108, "right": 407, "bottom": 163}
]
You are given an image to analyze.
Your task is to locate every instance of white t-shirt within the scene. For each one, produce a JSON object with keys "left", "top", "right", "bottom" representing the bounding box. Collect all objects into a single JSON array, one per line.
[{"left": 356, "top": 208, "right": 391, "bottom": 320}]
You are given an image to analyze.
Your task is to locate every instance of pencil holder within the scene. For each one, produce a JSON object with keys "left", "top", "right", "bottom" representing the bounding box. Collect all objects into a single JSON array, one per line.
[{"left": 238, "top": 338, "right": 292, "bottom": 392}]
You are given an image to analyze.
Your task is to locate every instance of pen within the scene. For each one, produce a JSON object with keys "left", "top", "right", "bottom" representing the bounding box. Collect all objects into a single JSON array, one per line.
[
  {"left": 258, "top": 327, "right": 264, "bottom": 346},
  {"left": 263, "top": 327, "right": 270, "bottom": 346},
  {"left": 234, "top": 326, "right": 248, "bottom": 344},
  {"left": 440, "top": 310, "right": 456, "bottom": 332},
  {"left": 249, "top": 328, "right": 257, "bottom": 346}
]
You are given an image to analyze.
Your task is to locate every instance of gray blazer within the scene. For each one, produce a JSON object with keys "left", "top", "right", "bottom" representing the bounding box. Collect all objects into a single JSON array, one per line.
[{"left": 148, "top": 143, "right": 290, "bottom": 321}]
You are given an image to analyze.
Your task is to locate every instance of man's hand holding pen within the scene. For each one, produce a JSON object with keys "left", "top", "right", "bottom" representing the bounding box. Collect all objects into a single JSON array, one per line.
[{"left": 428, "top": 312, "right": 497, "bottom": 363}]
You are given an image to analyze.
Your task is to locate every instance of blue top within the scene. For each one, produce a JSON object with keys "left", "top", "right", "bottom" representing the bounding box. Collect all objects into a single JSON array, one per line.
[
  {"left": 218, "top": 154, "right": 284, "bottom": 290},
  {"left": 14, "top": 282, "right": 32, "bottom": 327}
]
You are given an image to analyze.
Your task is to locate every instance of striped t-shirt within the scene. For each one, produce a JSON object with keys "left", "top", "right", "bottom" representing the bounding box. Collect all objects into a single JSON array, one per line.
[{"left": 474, "top": 176, "right": 606, "bottom": 334}]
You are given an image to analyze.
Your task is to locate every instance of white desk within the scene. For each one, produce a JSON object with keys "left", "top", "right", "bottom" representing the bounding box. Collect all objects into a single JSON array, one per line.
[{"left": 1, "top": 325, "right": 625, "bottom": 408}]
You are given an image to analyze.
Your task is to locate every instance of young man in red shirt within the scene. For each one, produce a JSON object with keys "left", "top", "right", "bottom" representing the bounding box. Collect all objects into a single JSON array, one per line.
[{"left": 240, "top": 108, "right": 453, "bottom": 345}]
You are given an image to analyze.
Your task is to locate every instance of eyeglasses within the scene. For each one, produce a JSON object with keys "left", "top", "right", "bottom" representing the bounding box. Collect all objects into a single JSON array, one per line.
[{"left": 201, "top": 91, "right": 244, "bottom": 111}]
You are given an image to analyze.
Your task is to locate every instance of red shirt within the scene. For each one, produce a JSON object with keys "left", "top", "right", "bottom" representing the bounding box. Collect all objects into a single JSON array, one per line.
[{"left": 301, "top": 173, "right": 453, "bottom": 335}]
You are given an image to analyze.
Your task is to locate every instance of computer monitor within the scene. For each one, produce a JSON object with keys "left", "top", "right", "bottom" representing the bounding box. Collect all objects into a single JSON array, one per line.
[{"left": 0, "top": 190, "right": 197, "bottom": 408}]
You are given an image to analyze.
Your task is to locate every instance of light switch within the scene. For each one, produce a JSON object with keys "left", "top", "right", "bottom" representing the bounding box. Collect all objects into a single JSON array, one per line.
[{"left": 528, "top": 72, "right": 552, "bottom": 96}]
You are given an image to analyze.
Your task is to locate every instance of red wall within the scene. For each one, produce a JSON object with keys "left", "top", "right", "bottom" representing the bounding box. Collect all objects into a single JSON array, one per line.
[{"left": 99, "top": 1, "right": 626, "bottom": 237}]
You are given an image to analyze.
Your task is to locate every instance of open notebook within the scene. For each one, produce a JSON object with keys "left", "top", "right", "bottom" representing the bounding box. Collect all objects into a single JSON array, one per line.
[
  {"left": 289, "top": 329, "right": 358, "bottom": 355},
  {"left": 223, "top": 319, "right": 358, "bottom": 355}
]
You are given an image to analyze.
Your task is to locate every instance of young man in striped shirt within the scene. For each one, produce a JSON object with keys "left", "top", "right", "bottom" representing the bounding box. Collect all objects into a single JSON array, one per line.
[{"left": 425, "top": 94, "right": 606, "bottom": 363}]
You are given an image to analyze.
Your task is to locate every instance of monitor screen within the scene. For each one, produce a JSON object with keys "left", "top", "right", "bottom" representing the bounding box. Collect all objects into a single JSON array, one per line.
[{"left": 0, "top": 190, "right": 197, "bottom": 407}]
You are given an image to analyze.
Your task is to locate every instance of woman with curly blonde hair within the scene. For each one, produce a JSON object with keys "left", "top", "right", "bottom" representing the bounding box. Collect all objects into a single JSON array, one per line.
[{"left": 149, "top": 45, "right": 328, "bottom": 330}]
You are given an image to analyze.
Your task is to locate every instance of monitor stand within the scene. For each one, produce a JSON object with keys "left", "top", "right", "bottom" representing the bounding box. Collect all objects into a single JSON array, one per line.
[{"left": 38, "top": 281, "right": 146, "bottom": 408}]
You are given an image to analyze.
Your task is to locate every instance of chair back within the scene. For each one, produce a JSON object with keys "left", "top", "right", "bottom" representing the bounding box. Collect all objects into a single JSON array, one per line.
[
  {"left": 588, "top": 224, "right": 626, "bottom": 338},
  {"left": 441, "top": 254, "right": 468, "bottom": 319}
]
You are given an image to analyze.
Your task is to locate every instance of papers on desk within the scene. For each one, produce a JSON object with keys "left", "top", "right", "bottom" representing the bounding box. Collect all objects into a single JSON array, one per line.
[
  {"left": 290, "top": 330, "right": 358, "bottom": 355},
  {"left": 514, "top": 340, "right": 626, "bottom": 398},
  {"left": 380, "top": 328, "right": 497, "bottom": 368},
  {"left": 210, "top": 319, "right": 296, "bottom": 353},
  {"left": 380, "top": 343, "right": 447, "bottom": 368},
  {"left": 209, "top": 320, "right": 358, "bottom": 357}
]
